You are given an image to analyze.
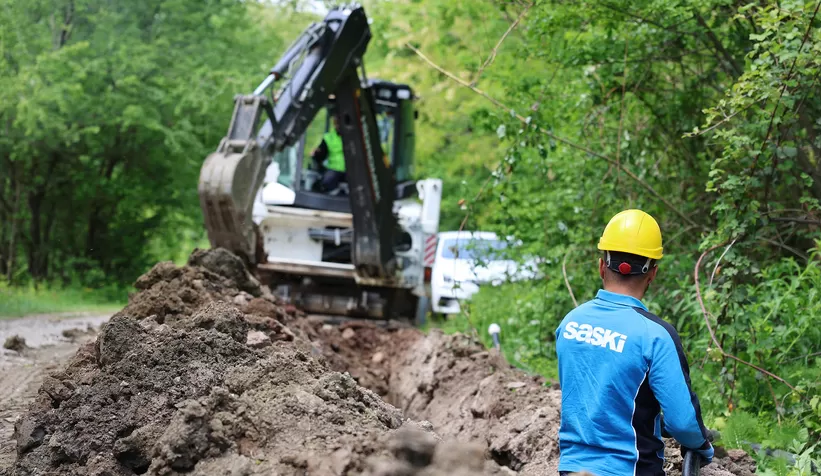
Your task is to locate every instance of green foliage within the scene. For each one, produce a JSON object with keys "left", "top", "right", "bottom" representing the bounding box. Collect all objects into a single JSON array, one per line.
[
  {"left": 715, "top": 410, "right": 820, "bottom": 476},
  {"left": 689, "top": 247, "right": 821, "bottom": 434},
  {"left": 0, "top": 0, "right": 309, "bottom": 287}
]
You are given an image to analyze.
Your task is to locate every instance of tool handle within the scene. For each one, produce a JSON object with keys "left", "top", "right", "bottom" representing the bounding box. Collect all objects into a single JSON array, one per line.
[{"left": 682, "top": 450, "right": 702, "bottom": 476}]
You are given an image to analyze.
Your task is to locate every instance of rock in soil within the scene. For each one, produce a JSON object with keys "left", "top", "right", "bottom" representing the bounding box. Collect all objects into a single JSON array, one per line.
[{"left": 3, "top": 336, "right": 27, "bottom": 353}]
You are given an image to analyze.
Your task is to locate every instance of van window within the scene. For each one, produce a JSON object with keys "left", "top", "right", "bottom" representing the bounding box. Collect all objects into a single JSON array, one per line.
[{"left": 441, "top": 238, "right": 508, "bottom": 260}]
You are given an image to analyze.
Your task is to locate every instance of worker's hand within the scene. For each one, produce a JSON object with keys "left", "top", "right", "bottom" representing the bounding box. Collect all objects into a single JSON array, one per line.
[{"left": 695, "top": 442, "right": 714, "bottom": 466}]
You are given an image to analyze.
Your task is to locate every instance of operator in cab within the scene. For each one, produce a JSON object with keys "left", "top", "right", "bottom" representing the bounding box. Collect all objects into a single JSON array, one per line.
[
  {"left": 310, "top": 115, "right": 346, "bottom": 193},
  {"left": 555, "top": 209, "right": 714, "bottom": 476}
]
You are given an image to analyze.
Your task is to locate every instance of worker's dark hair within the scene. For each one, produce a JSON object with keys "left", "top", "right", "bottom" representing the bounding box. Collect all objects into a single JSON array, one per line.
[{"left": 602, "top": 251, "right": 656, "bottom": 283}]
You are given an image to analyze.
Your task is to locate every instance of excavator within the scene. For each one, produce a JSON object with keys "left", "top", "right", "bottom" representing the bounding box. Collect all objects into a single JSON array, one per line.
[{"left": 197, "top": 3, "right": 442, "bottom": 324}]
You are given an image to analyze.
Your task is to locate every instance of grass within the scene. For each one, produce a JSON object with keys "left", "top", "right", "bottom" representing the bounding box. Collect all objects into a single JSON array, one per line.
[{"left": 0, "top": 283, "right": 126, "bottom": 318}]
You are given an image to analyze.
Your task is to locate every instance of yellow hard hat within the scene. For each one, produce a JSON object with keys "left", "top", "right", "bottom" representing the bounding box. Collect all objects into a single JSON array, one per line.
[{"left": 597, "top": 209, "right": 663, "bottom": 260}]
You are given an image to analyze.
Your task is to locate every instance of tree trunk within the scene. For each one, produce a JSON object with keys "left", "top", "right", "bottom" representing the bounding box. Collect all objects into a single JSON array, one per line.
[
  {"left": 7, "top": 182, "right": 21, "bottom": 283},
  {"left": 86, "top": 153, "right": 121, "bottom": 266},
  {"left": 26, "top": 153, "right": 61, "bottom": 281},
  {"left": 27, "top": 189, "right": 44, "bottom": 280}
]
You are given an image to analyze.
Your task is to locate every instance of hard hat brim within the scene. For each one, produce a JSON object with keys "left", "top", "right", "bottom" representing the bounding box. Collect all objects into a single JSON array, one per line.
[{"left": 597, "top": 240, "right": 663, "bottom": 260}]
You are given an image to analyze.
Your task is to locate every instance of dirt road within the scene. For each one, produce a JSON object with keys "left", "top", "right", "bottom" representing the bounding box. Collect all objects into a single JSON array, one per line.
[{"left": 0, "top": 313, "right": 110, "bottom": 469}]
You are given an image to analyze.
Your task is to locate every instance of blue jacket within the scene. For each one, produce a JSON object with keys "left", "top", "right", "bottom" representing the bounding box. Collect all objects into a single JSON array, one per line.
[{"left": 555, "top": 289, "right": 713, "bottom": 476}]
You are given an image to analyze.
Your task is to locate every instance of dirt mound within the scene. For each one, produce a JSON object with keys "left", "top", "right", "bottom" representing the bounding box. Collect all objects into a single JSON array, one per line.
[
  {"left": 1, "top": 250, "right": 507, "bottom": 476},
  {"left": 187, "top": 247, "right": 262, "bottom": 297},
  {"left": 4, "top": 296, "right": 408, "bottom": 474},
  {"left": 362, "top": 426, "right": 515, "bottom": 476},
  {"left": 118, "top": 248, "right": 292, "bottom": 326},
  {"left": 312, "top": 324, "right": 563, "bottom": 474}
]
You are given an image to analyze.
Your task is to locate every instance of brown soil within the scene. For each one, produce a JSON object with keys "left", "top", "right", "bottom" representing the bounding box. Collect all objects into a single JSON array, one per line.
[
  {"left": 0, "top": 248, "right": 758, "bottom": 476},
  {"left": 305, "top": 321, "right": 562, "bottom": 473},
  {"left": 664, "top": 439, "right": 757, "bottom": 476}
]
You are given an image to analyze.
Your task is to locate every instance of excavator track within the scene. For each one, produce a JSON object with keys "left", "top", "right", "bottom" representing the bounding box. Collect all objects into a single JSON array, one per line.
[{"left": 303, "top": 314, "right": 415, "bottom": 329}]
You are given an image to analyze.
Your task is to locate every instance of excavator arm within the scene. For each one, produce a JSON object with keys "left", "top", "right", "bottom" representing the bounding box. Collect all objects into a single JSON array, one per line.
[{"left": 198, "top": 4, "right": 398, "bottom": 279}]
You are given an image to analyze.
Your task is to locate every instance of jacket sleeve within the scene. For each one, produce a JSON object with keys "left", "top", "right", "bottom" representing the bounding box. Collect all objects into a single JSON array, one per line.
[{"left": 647, "top": 326, "right": 711, "bottom": 453}]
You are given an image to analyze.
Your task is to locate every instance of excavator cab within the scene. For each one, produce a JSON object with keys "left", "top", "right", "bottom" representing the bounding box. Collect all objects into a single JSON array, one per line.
[{"left": 264, "top": 79, "right": 417, "bottom": 213}]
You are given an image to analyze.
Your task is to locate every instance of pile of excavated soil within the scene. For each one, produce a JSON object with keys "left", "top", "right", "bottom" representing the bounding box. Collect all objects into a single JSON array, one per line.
[
  {"left": 3, "top": 247, "right": 757, "bottom": 475},
  {"left": 307, "top": 322, "right": 564, "bottom": 474},
  {"left": 1, "top": 250, "right": 512, "bottom": 476}
]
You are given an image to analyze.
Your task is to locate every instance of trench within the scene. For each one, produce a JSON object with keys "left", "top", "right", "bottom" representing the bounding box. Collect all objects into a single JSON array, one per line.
[
  {"left": 305, "top": 319, "right": 760, "bottom": 476},
  {"left": 302, "top": 319, "right": 566, "bottom": 474}
]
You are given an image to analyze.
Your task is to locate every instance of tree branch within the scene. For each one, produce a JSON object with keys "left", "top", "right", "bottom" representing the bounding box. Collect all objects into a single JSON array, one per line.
[
  {"left": 694, "top": 244, "right": 799, "bottom": 393},
  {"left": 770, "top": 216, "right": 821, "bottom": 225},
  {"left": 596, "top": 0, "right": 695, "bottom": 36},
  {"left": 562, "top": 247, "right": 579, "bottom": 308},
  {"left": 694, "top": 13, "right": 743, "bottom": 76},
  {"left": 406, "top": 43, "right": 701, "bottom": 229},
  {"left": 759, "top": 237, "right": 810, "bottom": 262},
  {"left": 785, "top": 350, "right": 821, "bottom": 362},
  {"left": 471, "top": 2, "right": 533, "bottom": 86},
  {"left": 709, "top": 238, "right": 736, "bottom": 287},
  {"left": 687, "top": 100, "right": 762, "bottom": 137},
  {"left": 615, "top": 37, "right": 629, "bottom": 185}
]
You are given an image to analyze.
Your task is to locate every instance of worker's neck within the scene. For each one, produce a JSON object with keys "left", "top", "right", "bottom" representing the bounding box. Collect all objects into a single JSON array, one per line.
[{"left": 603, "top": 283, "right": 646, "bottom": 301}]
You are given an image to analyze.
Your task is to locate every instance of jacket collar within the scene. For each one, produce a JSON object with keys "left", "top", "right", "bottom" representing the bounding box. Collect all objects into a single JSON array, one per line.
[{"left": 595, "top": 289, "right": 648, "bottom": 311}]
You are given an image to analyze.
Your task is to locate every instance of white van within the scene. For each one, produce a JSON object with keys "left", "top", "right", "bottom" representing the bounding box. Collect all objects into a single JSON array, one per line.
[{"left": 431, "top": 230, "right": 538, "bottom": 315}]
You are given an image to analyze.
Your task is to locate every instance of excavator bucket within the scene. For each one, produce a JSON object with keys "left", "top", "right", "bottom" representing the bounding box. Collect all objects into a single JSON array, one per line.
[{"left": 198, "top": 95, "right": 270, "bottom": 265}]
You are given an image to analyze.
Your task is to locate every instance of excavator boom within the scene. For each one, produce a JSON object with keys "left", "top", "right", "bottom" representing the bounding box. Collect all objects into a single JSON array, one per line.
[{"left": 199, "top": 4, "right": 396, "bottom": 277}]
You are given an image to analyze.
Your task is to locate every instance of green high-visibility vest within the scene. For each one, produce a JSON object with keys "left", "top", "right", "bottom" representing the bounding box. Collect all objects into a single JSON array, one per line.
[{"left": 324, "top": 130, "right": 345, "bottom": 172}]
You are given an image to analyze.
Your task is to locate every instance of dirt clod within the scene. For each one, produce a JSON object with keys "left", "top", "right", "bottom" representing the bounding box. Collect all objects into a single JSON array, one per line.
[{"left": 3, "top": 336, "right": 27, "bottom": 352}]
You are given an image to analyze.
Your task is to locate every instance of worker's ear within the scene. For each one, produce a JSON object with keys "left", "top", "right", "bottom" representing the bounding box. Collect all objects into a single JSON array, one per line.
[
  {"left": 647, "top": 265, "right": 658, "bottom": 284},
  {"left": 599, "top": 258, "right": 606, "bottom": 280}
]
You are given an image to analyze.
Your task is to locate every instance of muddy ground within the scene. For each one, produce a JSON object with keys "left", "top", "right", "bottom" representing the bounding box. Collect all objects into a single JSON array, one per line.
[{"left": 0, "top": 248, "right": 757, "bottom": 475}]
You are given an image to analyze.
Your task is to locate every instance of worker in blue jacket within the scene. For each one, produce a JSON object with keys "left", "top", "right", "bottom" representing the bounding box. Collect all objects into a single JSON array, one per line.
[{"left": 555, "top": 209, "right": 714, "bottom": 476}]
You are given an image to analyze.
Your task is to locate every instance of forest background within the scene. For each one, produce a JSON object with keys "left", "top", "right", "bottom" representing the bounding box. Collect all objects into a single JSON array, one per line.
[{"left": 1, "top": 0, "right": 820, "bottom": 472}]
